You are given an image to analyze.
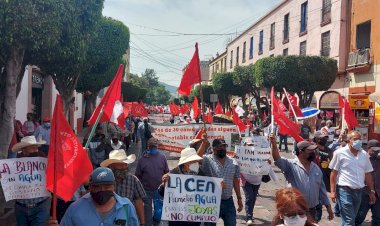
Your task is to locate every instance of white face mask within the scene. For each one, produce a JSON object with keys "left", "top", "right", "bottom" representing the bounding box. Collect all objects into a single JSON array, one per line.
[
  {"left": 283, "top": 215, "right": 307, "bottom": 226},
  {"left": 189, "top": 162, "right": 200, "bottom": 174}
]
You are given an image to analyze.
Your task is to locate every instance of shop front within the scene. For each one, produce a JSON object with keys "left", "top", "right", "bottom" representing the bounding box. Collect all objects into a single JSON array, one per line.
[{"left": 319, "top": 91, "right": 342, "bottom": 128}]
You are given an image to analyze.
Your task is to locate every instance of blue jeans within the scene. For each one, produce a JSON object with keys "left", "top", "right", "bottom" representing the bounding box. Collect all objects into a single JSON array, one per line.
[
  {"left": 355, "top": 191, "right": 380, "bottom": 226},
  {"left": 204, "top": 197, "right": 236, "bottom": 226},
  {"left": 243, "top": 182, "right": 260, "bottom": 220},
  {"left": 15, "top": 198, "right": 51, "bottom": 226},
  {"left": 144, "top": 189, "right": 160, "bottom": 226},
  {"left": 337, "top": 186, "right": 362, "bottom": 226}
]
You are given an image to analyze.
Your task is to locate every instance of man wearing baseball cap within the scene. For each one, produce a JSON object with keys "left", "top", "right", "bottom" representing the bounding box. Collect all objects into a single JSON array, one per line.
[
  {"left": 48, "top": 167, "right": 139, "bottom": 226},
  {"left": 198, "top": 138, "right": 243, "bottom": 226},
  {"left": 355, "top": 139, "right": 380, "bottom": 225},
  {"left": 269, "top": 134, "right": 333, "bottom": 222}
]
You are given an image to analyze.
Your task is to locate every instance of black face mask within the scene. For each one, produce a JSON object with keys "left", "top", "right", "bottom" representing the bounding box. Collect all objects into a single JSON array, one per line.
[
  {"left": 318, "top": 138, "right": 328, "bottom": 146},
  {"left": 113, "top": 169, "right": 127, "bottom": 178},
  {"left": 216, "top": 149, "right": 227, "bottom": 158},
  {"left": 91, "top": 191, "right": 114, "bottom": 205},
  {"left": 307, "top": 152, "right": 316, "bottom": 162}
]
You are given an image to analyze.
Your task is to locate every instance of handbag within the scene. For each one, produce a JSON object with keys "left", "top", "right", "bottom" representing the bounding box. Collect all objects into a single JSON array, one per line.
[
  {"left": 153, "top": 190, "right": 163, "bottom": 221},
  {"left": 261, "top": 174, "right": 271, "bottom": 183}
]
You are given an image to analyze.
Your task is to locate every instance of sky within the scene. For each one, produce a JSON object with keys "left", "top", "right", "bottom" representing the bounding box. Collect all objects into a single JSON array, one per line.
[{"left": 103, "top": 0, "right": 281, "bottom": 87}]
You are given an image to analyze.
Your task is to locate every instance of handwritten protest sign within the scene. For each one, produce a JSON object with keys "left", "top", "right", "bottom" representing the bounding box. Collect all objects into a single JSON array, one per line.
[
  {"left": 0, "top": 157, "right": 50, "bottom": 201},
  {"left": 235, "top": 145, "right": 271, "bottom": 175},
  {"left": 153, "top": 124, "right": 239, "bottom": 153},
  {"left": 161, "top": 174, "right": 223, "bottom": 223},
  {"left": 148, "top": 114, "right": 172, "bottom": 124}
]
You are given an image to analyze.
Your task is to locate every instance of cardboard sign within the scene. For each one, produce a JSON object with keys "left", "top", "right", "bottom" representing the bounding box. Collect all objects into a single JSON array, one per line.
[
  {"left": 152, "top": 124, "right": 240, "bottom": 153},
  {"left": 161, "top": 174, "right": 223, "bottom": 223},
  {"left": 235, "top": 145, "right": 271, "bottom": 175},
  {"left": 148, "top": 114, "right": 172, "bottom": 124},
  {"left": 0, "top": 157, "right": 50, "bottom": 201}
]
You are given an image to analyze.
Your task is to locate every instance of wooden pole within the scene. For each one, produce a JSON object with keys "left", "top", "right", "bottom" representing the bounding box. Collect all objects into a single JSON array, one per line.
[{"left": 84, "top": 105, "right": 105, "bottom": 149}]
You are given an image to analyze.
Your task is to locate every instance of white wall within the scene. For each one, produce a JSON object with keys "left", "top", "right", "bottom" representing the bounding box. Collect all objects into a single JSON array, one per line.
[{"left": 15, "top": 68, "right": 30, "bottom": 122}]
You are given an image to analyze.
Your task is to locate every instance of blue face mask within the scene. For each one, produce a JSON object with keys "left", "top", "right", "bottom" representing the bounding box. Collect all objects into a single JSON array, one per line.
[
  {"left": 148, "top": 149, "right": 158, "bottom": 155},
  {"left": 44, "top": 122, "right": 51, "bottom": 128},
  {"left": 352, "top": 140, "right": 362, "bottom": 150}
]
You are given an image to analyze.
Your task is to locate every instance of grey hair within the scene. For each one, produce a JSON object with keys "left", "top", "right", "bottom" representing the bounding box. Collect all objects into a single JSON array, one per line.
[{"left": 347, "top": 130, "right": 360, "bottom": 140}]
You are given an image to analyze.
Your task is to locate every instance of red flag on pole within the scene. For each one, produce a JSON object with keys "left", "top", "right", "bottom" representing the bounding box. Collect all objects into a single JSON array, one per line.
[
  {"left": 191, "top": 96, "right": 201, "bottom": 119},
  {"left": 88, "top": 64, "right": 124, "bottom": 128},
  {"left": 225, "top": 110, "right": 231, "bottom": 117},
  {"left": 271, "top": 87, "right": 303, "bottom": 142},
  {"left": 283, "top": 88, "right": 303, "bottom": 118},
  {"left": 195, "top": 128, "right": 206, "bottom": 139},
  {"left": 46, "top": 95, "right": 93, "bottom": 202},
  {"left": 215, "top": 102, "right": 223, "bottom": 114},
  {"left": 343, "top": 98, "right": 359, "bottom": 130},
  {"left": 177, "top": 43, "right": 202, "bottom": 96},
  {"left": 205, "top": 111, "right": 213, "bottom": 124},
  {"left": 232, "top": 107, "right": 247, "bottom": 132}
]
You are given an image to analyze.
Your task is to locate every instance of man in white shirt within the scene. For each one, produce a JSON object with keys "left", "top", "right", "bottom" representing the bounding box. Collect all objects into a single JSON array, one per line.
[{"left": 329, "top": 130, "right": 376, "bottom": 226}]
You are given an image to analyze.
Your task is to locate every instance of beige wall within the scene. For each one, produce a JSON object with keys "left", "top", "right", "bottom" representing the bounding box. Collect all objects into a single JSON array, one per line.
[{"left": 208, "top": 51, "right": 227, "bottom": 82}]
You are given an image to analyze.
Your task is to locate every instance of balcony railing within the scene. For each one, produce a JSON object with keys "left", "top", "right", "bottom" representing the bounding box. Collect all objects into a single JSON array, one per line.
[{"left": 347, "top": 49, "right": 371, "bottom": 73}]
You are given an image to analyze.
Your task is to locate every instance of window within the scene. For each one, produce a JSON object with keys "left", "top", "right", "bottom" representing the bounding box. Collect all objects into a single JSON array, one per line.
[
  {"left": 270, "top": 54, "right": 274, "bottom": 57},
  {"left": 259, "top": 30, "right": 264, "bottom": 54},
  {"left": 321, "top": 0, "right": 331, "bottom": 25},
  {"left": 230, "top": 50, "right": 233, "bottom": 68},
  {"left": 283, "top": 48, "right": 288, "bottom": 56},
  {"left": 300, "top": 1, "right": 308, "bottom": 33},
  {"left": 321, "top": 31, "right": 330, "bottom": 56},
  {"left": 236, "top": 46, "right": 239, "bottom": 66},
  {"left": 300, "top": 41, "right": 307, "bottom": 55},
  {"left": 224, "top": 57, "right": 227, "bottom": 71},
  {"left": 249, "top": 37, "right": 254, "bottom": 58},
  {"left": 283, "top": 13, "right": 289, "bottom": 42},
  {"left": 270, "top": 23, "right": 275, "bottom": 49},
  {"left": 356, "top": 21, "right": 371, "bottom": 50},
  {"left": 243, "top": 42, "right": 246, "bottom": 63}
]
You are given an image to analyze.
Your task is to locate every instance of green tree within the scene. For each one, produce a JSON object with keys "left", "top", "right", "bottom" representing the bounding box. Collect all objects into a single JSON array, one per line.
[
  {"left": 189, "top": 85, "right": 215, "bottom": 105},
  {"left": 121, "top": 82, "right": 147, "bottom": 102},
  {"left": 141, "top": 68, "right": 159, "bottom": 87},
  {"left": 76, "top": 17, "right": 130, "bottom": 123},
  {"left": 212, "top": 72, "right": 242, "bottom": 109},
  {"left": 150, "top": 85, "right": 172, "bottom": 105},
  {"left": 255, "top": 55, "right": 337, "bottom": 107},
  {"left": 0, "top": 0, "right": 65, "bottom": 161}
]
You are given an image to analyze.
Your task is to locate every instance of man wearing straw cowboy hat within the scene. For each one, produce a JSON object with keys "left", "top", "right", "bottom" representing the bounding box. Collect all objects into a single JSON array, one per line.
[
  {"left": 101, "top": 150, "right": 146, "bottom": 226},
  {"left": 11, "top": 136, "right": 51, "bottom": 226}
]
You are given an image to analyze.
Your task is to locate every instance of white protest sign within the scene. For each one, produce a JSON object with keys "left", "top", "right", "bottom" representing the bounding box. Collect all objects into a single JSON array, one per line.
[
  {"left": 235, "top": 145, "right": 271, "bottom": 175},
  {"left": 152, "top": 124, "right": 240, "bottom": 153},
  {"left": 148, "top": 114, "right": 172, "bottom": 124},
  {"left": 162, "top": 174, "right": 223, "bottom": 223},
  {"left": 0, "top": 157, "right": 50, "bottom": 201}
]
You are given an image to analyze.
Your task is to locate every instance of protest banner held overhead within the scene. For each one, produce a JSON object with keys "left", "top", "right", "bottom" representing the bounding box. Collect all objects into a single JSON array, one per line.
[
  {"left": 152, "top": 124, "right": 240, "bottom": 153},
  {"left": 0, "top": 157, "right": 50, "bottom": 201},
  {"left": 161, "top": 174, "right": 223, "bottom": 223},
  {"left": 235, "top": 145, "right": 271, "bottom": 175},
  {"left": 148, "top": 114, "right": 172, "bottom": 124}
]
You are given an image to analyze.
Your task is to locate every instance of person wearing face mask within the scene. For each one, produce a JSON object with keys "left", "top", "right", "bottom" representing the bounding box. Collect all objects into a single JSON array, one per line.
[
  {"left": 160, "top": 147, "right": 204, "bottom": 226},
  {"left": 33, "top": 117, "right": 51, "bottom": 156},
  {"left": 47, "top": 167, "right": 139, "bottom": 226},
  {"left": 108, "top": 133, "right": 127, "bottom": 151},
  {"left": 313, "top": 132, "right": 333, "bottom": 191},
  {"left": 135, "top": 137, "right": 169, "bottom": 226},
  {"left": 101, "top": 150, "right": 146, "bottom": 226},
  {"left": 197, "top": 138, "right": 243, "bottom": 226},
  {"left": 269, "top": 134, "right": 333, "bottom": 223},
  {"left": 355, "top": 139, "right": 380, "bottom": 225},
  {"left": 272, "top": 187, "right": 319, "bottom": 226},
  {"left": 22, "top": 112, "right": 39, "bottom": 136},
  {"left": 329, "top": 131, "right": 376, "bottom": 226},
  {"left": 11, "top": 136, "right": 50, "bottom": 226}
]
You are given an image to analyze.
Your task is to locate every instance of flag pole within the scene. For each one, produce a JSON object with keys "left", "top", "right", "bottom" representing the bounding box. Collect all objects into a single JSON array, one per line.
[
  {"left": 271, "top": 88, "right": 275, "bottom": 134},
  {"left": 195, "top": 42, "right": 207, "bottom": 131},
  {"left": 84, "top": 104, "right": 105, "bottom": 149},
  {"left": 283, "top": 87, "right": 299, "bottom": 124},
  {"left": 51, "top": 97, "right": 58, "bottom": 220}
]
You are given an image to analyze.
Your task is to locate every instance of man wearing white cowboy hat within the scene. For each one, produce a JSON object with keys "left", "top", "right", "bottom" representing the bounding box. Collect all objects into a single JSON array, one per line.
[
  {"left": 11, "top": 136, "right": 51, "bottom": 226},
  {"left": 101, "top": 150, "right": 146, "bottom": 226}
]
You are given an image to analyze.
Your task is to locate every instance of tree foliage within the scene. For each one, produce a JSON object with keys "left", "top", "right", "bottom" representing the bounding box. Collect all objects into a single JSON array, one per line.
[
  {"left": 189, "top": 85, "right": 215, "bottom": 105},
  {"left": 255, "top": 55, "right": 337, "bottom": 107},
  {"left": 212, "top": 72, "right": 242, "bottom": 108},
  {"left": 122, "top": 82, "right": 147, "bottom": 102}
]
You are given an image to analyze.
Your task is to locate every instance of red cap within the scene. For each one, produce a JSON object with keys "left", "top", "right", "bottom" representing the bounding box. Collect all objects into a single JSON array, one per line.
[{"left": 42, "top": 117, "right": 50, "bottom": 122}]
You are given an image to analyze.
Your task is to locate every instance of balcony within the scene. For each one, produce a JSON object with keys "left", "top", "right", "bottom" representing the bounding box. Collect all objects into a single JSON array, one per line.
[{"left": 347, "top": 49, "right": 371, "bottom": 73}]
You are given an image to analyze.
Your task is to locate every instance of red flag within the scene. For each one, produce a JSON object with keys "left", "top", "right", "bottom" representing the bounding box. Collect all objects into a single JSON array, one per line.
[
  {"left": 215, "top": 102, "right": 223, "bottom": 114},
  {"left": 344, "top": 98, "right": 359, "bottom": 130},
  {"left": 134, "top": 101, "right": 148, "bottom": 117},
  {"left": 205, "top": 112, "right": 213, "bottom": 124},
  {"left": 178, "top": 43, "right": 202, "bottom": 96},
  {"left": 339, "top": 95, "right": 344, "bottom": 108},
  {"left": 232, "top": 107, "right": 247, "bottom": 132},
  {"left": 283, "top": 88, "right": 303, "bottom": 118},
  {"left": 191, "top": 96, "right": 201, "bottom": 119},
  {"left": 225, "top": 110, "right": 231, "bottom": 117},
  {"left": 169, "top": 102, "right": 180, "bottom": 115},
  {"left": 195, "top": 128, "right": 206, "bottom": 139},
  {"left": 88, "top": 65, "right": 124, "bottom": 128},
  {"left": 271, "top": 87, "right": 303, "bottom": 142},
  {"left": 46, "top": 95, "right": 93, "bottom": 202},
  {"left": 180, "top": 104, "right": 189, "bottom": 115}
]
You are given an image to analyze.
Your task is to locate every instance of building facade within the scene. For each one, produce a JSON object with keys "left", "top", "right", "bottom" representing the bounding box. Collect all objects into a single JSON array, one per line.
[
  {"left": 208, "top": 51, "right": 227, "bottom": 84},
  {"left": 346, "top": 0, "right": 380, "bottom": 141}
]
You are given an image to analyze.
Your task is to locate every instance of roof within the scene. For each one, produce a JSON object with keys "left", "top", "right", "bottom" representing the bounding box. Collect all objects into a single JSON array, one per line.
[
  {"left": 209, "top": 50, "right": 227, "bottom": 64},
  {"left": 227, "top": 0, "right": 289, "bottom": 47}
]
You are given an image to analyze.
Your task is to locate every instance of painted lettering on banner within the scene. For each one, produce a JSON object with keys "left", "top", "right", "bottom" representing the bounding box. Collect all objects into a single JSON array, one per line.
[
  {"left": 0, "top": 157, "right": 50, "bottom": 201},
  {"left": 235, "top": 145, "right": 271, "bottom": 175},
  {"left": 148, "top": 114, "right": 171, "bottom": 124},
  {"left": 162, "top": 174, "right": 222, "bottom": 223}
]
